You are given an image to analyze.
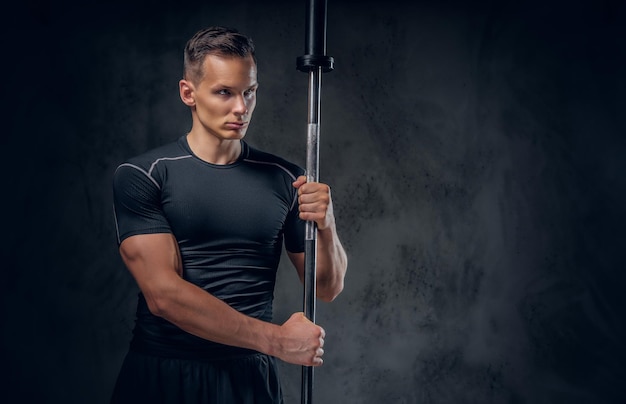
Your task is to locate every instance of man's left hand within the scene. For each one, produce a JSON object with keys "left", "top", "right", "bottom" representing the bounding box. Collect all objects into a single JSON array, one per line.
[{"left": 292, "top": 175, "right": 335, "bottom": 230}]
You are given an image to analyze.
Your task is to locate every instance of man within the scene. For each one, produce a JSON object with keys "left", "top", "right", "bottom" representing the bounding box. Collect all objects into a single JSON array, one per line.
[{"left": 110, "top": 26, "right": 347, "bottom": 403}]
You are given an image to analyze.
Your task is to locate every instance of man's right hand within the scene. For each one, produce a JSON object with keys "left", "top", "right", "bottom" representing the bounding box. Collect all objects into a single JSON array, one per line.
[{"left": 273, "top": 312, "right": 325, "bottom": 367}]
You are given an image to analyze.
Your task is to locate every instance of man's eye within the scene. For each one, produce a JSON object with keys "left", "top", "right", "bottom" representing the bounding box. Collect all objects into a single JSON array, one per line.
[
  {"left": 218, "top": 89, "right": 231, "bottom": 95},
  {"left": 244, "top": 89, "right": 256, "bottom": 97}
]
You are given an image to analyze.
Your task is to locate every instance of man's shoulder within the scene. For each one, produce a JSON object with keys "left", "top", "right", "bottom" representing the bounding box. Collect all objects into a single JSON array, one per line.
[
  {"left": 120, "top": 136, "right": 190, "bottom": 170},
  {"left": 243, "top": 143, "right": 304, "bottom": 179}
]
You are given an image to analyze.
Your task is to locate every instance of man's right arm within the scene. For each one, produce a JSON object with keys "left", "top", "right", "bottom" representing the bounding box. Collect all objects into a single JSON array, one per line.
[{"left": 119, "top": 232, "right": 325, "bottom": 366}]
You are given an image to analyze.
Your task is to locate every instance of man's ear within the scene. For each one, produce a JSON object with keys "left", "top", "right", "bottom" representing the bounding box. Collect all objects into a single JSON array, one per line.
[{"left": 179, "top": 79, "right": 195, "bottom": 106}]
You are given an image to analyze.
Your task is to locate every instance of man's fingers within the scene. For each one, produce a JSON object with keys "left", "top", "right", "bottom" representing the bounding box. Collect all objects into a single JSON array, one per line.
[
  {"left": 298, "top": 182, "right": 330, "bottom": 196},
  {"left": 311, "top": 348, "right": 324, "bottom": 366},
  {"left": 314, "top": 329, "right": 325, "bottom": 366},
  {"left": 292, "top": 175, "right": 307, "bottom": 189}
]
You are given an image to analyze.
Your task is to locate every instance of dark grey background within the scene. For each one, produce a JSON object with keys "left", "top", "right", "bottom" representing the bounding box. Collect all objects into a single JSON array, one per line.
[{"left": 1, "top": 0, "right": 625, "bottom": 403}]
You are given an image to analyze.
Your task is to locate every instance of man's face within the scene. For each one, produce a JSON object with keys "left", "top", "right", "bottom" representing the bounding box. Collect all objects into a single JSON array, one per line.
[{"left": 191, "top": 54, "right": 258, "bottom": 141}]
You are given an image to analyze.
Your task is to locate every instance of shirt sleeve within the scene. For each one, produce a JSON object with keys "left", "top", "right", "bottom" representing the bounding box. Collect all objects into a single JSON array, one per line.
[
  {"left": 283, "top": 185, "right": 306, "bottom": 254},
  {"left": 113, "top": 163, "right": 172, "bottom": 245}
]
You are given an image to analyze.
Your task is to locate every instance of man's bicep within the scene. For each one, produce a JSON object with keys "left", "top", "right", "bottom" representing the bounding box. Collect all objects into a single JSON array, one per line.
[{"left": 119, "top": 233, "right": 183, "bottom": 286}]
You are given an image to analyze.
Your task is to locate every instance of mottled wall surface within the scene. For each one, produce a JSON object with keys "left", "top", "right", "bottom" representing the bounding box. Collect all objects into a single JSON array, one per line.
[{"left": 1, "top": 0, "right": 625, "bottom": 403}]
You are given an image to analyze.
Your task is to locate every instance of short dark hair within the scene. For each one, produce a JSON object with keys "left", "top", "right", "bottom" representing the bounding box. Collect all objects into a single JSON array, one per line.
[{"left": 183, "top": 26, "right": 256, "bottom": 84}]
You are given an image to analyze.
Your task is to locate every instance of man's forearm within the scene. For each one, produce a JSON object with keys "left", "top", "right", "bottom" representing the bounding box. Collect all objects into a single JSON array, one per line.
[
  {"left": 149, "top": 275, "right": 279, "bottom": 354},
  {"left": 149, "top": 278, "right": 325, "bottom": 366},
  {"left": 315, "top": 223, "right": 347, "bottom": 302}
]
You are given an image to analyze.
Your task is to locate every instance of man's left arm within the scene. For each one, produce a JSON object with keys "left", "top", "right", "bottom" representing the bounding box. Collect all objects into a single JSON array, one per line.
[{"left": 288, "top": 176, "right": 348, "bottom": 302}]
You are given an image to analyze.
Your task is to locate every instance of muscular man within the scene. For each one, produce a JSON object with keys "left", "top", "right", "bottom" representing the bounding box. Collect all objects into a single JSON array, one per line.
[{"left": 110, "top": 26, "right": 347, "bottom": 403}]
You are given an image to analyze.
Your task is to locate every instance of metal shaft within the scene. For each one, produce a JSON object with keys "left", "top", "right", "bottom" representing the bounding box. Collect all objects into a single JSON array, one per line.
[
  {"left": 302, "top": 67, "right": 322, "bottom": 404},
  {"left": 297, "top": 0, "right": 333, "bottom": 403}
]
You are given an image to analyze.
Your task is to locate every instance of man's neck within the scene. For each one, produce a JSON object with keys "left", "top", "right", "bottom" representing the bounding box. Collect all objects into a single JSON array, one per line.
[{"left": 186, "top": 131, "right": 242, "bottom": 165}]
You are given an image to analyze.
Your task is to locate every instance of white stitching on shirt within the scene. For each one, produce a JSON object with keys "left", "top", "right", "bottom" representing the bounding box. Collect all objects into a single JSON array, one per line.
[
  {"left": 116, "top": 163, "right": 160, "bottom": 189},
  {"left": 149, "top": 155, "right": 193, "bottom": 176},
  {"left": 116, "top": 155, "right": 193, "bottom": 191}
]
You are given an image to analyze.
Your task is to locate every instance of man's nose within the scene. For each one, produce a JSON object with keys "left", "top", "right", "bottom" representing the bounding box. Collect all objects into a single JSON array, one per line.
[{"left": 233, "top": 95, "right": 248, "bottom": 116}]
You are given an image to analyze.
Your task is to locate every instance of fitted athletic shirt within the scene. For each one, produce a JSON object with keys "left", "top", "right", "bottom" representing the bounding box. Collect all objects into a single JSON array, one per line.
[{"left": 113, "top": 135, "right": 306, "bottom": 359}]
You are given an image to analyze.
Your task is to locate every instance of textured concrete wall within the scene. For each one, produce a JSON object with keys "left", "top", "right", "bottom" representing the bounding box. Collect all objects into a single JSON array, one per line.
[{"left": 1, "top": 0, "right": 625, "bottom": 403}]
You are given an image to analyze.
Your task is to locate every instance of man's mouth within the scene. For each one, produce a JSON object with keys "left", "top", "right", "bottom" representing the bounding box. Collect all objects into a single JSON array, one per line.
[{"left": 225, "top": 122, "right": 248, "bottom": 130}]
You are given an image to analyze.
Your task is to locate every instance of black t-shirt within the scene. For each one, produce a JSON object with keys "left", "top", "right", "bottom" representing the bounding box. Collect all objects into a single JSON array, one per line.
[{"left": 113, "top": 135, "right": 305, "bottom": 358}]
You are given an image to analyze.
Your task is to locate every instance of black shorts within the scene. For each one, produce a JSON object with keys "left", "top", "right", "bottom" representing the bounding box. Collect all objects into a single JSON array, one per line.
[{"left": 110, "top": 350, "right": 283, "bottom": 404}]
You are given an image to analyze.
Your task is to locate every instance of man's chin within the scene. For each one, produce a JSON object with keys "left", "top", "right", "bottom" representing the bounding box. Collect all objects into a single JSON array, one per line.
[{"left": 216, "top": 130, "right": 247, "bottom": 140}]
